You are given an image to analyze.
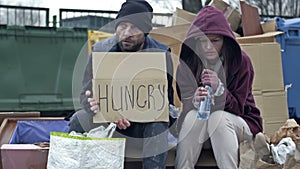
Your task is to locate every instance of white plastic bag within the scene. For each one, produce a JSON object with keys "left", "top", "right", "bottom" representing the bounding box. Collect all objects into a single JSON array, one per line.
[
  {"left": 271, "top": 137, "right": 296, "bottom": 165},
  {"left": 87, "top": 123, "right": 116, "bottom": 138},
  {"left": 47, "top": 123, "right": 125, "bottom": 169}
]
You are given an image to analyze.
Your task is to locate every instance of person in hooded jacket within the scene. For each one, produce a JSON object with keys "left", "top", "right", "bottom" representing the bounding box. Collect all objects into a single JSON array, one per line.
[{"left": 175, "top": 6, "right": 263, "bottom": 169}]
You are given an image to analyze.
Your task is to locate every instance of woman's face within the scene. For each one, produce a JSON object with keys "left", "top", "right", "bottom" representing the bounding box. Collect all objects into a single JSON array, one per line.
[{"left": 195, "top": 34, "right": 224, "bottom": 64}]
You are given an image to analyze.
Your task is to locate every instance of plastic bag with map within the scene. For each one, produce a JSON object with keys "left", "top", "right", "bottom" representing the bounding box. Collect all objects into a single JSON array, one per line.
[{"left": 47, "top": 123, "right": 125, "bottom": 169}]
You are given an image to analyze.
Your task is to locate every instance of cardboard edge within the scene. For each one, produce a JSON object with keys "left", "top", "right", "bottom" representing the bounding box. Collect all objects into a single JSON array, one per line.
[{"left": 237, "top": 31, "right": 284, "bottom": 40}]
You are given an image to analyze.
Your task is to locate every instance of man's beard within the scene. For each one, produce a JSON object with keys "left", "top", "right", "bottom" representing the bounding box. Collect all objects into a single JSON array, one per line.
[{"left": 118, "top": 37, "right": 145, "bottom": 52}]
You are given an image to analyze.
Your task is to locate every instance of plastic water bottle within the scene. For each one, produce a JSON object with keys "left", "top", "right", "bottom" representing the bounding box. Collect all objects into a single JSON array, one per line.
[
  {"left": 169, "top": 104, "right": 180, "bottom": 119},
  {"left": 197, "top": 85, "right": 212, "bottom": 120}
]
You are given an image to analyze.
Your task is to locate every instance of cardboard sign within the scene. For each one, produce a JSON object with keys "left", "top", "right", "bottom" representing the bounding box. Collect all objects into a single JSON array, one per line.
[{"left": 92, "top": 52, "right": 169, "bottom": 123}]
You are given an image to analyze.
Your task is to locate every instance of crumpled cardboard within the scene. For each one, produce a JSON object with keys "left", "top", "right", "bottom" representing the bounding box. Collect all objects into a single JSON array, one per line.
[
  {"left": 256, "top": 155, "right": 300, "bottom": 169},
  {"left": 239, "top": 119, "right": 300, "bottom": 169},
  {"left": 270, "top": 119, "right": 300, "bottom": 145},
  {"left": 239, "top": 140, "right": 300, "bottom": 169}
]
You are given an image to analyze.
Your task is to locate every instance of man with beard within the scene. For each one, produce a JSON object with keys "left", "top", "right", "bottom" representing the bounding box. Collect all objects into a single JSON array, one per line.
[{"left": 68, "top": 0, "right": 174, "bottom": 168}]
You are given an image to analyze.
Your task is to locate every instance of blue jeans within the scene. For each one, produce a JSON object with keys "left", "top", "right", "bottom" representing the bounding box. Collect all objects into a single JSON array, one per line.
[{"left": 68, "top": 109, "right": 169, "bottom": 169}]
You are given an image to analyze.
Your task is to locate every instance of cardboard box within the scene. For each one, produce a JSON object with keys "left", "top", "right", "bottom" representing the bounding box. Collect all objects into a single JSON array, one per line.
[
  {"left": 261, "top": 18, "right": 277, "bottom": 33},
  {"left": 240, "top": 43, "right": 284, "bottom": 92},
  {"left": 254, "top": 91, "right": 289, "bottom": 122},
  {"left": 150, "top": 23, "right": 189, "bottom": 60},
  {"left": 261, "top": 91, "right": 289, "bottom": 122},
  {"left": 150, "top": 24, "right": 190, "bottom": 108},
  {"left": 237, "top": 31, "right": 283, "bottom": 43},
  {"left": 237, "top": 6, "right": 283, "bottom": 44},
  {"left": 150, "top": 24, "right": 189, "bottom": 48},
  {"left": 92, "top": 52, "right": 169, "bottom": 123},
  {"left": 172, "top": 7, "right": 196, "bottom": 26},
  {"left": 1, "top": 144, "right": 48, "bottom": 169},
  {"left": 240, "top": 1, "right": 263, "bottom": 36},
  {"left": 252, "top": 90, "right": 263, "bottom": 111},
  {"left": 263, "top": 121, "right": 289, "bottom": 137},
  {"left": 209, "top": 0, "right": 241, "bottom": 31},
  {"left": 237, "top": 18, "right": 284, "bottom": 43},
  {"left": 149, "top": 24, "right": 189, "bottom": 70},
  {"left": 253, "top": 90, "right": 289, "bottom": 136}
]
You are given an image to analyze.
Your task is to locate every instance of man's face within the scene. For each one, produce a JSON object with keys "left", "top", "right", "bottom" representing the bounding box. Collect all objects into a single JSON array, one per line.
[{"left": 116, "top": 22, "right": 145, "bottom": 52}]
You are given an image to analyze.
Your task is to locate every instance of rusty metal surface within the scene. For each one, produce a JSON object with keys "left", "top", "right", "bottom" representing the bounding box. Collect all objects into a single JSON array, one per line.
[{"left": 0, "top": 112, "right": 40, "bottom": 125}]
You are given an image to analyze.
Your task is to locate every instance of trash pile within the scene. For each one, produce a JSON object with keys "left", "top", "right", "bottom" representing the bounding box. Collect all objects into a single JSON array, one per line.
[{"left": 240, "top": 119, "right": 300, "bottom": 169}]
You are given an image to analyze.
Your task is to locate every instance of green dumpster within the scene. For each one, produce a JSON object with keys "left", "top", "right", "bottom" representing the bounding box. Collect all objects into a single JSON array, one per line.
[{"left": 0, "top": 25, "right": 88, "bottom": 114}]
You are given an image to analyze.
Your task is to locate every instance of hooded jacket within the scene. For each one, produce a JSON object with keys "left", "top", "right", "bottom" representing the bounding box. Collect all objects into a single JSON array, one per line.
[{"left": 176, "top": 6, "right": 263, "bottom": 135}]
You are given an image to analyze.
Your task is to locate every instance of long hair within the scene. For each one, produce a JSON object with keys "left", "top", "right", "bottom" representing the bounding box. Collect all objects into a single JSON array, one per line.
[{"left": 182, "top": 36, "right": 235, "bottom": 87}]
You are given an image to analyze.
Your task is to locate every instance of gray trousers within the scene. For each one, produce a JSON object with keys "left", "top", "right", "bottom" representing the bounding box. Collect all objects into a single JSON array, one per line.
[
  {"left": 175, "top": 110, "right": 253, "bottom": 169},
  {"left": 68, "top": 109, "right": 169, "bottom": 169}
]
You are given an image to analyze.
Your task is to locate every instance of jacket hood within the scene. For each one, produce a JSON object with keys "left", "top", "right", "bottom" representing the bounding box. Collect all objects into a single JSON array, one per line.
[{"left": 180, "top": 6, "right": 242, "bottom": 75}]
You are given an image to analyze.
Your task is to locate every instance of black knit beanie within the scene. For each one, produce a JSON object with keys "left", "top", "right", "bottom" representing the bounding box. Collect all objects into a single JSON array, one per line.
[{"left": 115, "top": 0, "right": 153, "bottom": 34}]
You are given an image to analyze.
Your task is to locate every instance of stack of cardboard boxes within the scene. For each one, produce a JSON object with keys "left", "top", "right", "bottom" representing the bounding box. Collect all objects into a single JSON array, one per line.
[
  {"left": 237, "top": 0, "right": 288, "bottom": 137},
  {"left": 238, "top": 20, "right": 289, "bottom": 137}
]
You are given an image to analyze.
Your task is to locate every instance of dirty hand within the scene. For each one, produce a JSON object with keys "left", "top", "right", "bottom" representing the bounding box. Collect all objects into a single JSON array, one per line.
[
  {"left": 86, "top": 90, "right": 99, "bottom": 113},
  {"left": 115, "top": 118, "right": 131, "bottom": 130},
  {"left": 201, "top": 69, "right": 219, "bottom": 92},
  {"left": 192, "top": 87, "right": 208, "bottom": 108}
]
